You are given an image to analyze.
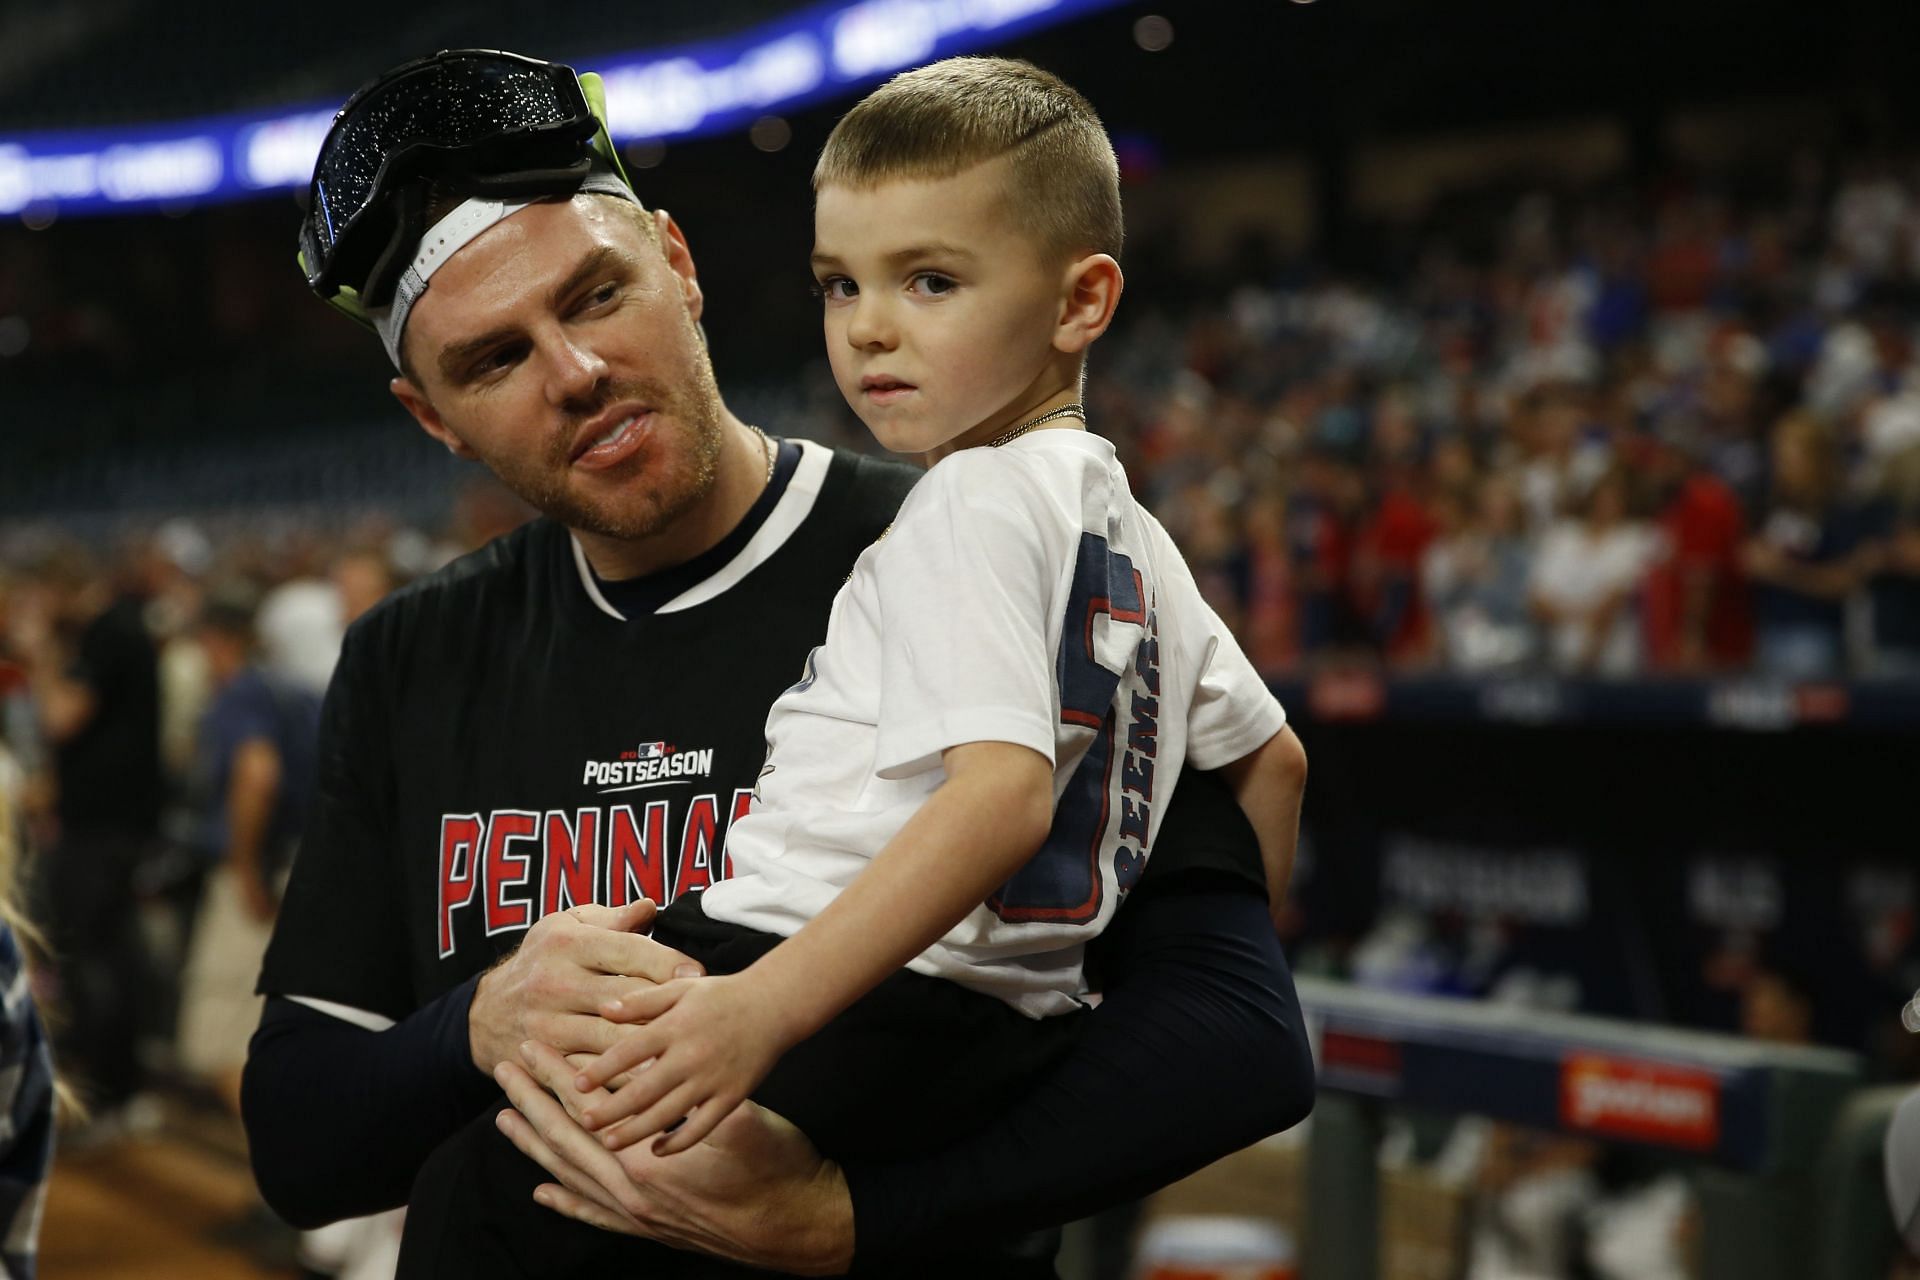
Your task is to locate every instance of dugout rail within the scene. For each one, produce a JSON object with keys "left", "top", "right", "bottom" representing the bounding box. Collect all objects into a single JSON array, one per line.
[{"left": 1292, "top": 976, "right": 1875, "bottom": 1280}]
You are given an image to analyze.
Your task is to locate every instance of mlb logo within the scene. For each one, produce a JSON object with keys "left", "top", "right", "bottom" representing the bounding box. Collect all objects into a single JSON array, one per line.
[{"left": 636, "top": 741, "right": 669, "bottom": 760}]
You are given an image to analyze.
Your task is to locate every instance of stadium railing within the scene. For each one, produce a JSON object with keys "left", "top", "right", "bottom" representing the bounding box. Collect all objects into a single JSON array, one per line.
[
  {"left": 1293, "top": 976, "right": 1870, "bottom": 1280},
  {"left": 1271, "top": 671, "right": 1920, "bottom": 731}
]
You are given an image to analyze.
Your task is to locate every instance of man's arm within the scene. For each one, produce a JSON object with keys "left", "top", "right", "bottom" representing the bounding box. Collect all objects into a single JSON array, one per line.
[
  {"left": 243, "top": 898, "right": 698, "bottom": 1227},
  {"left": 244, "top": 984, "right": 493, "bottom": 1227},
  {"left": 505, "top": 770, "right": 1315, "bottom": 1268},
  {"left": 224, "top": 738, "right": 282, "bottom": 923},
  {"left": 504, "top": 874, "right": 1311, "bottom": 1269}
]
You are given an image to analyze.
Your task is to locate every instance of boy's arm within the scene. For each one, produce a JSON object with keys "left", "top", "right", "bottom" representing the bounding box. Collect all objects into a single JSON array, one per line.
[
  {"left": 1218, "top": 725, "right": 1307, "bottom": 928},
  {"left": 744, "top": 739, "right": 1054, "bottom": 1034},
  {"left": 578, "top": 740, "right": 1054, "bottom": 1151}
]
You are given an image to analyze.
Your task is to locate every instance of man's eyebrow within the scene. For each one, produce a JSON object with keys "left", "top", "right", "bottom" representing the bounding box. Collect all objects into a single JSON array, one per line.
[{"left": 437, "top": 244, "right": 632, "bottom": 382}]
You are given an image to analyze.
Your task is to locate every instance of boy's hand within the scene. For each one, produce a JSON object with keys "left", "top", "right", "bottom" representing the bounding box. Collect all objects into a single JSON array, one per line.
[{"left": 574, "top": 974, "right": 793, "bottom": 1156}]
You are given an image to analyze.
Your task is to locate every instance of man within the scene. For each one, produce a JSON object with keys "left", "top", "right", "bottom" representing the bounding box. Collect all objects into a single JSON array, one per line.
[
  {"left": 11, "top": 548, "right": 161, "bottom": 1116},
  {"left": 178, "top": 582, "right": 318, "bottom": 1114},
  {"left": 243, "top": 50, "right": 1311, "bottom": 1275}
]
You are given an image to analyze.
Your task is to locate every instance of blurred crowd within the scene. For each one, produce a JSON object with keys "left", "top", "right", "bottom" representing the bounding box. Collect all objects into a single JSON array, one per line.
[
  {"left": 1049, "top": 156, "right": 1920, "bottom": 682},
  {"left": 5, "top": 152, "right": 1920, "bottom": 1280},
  {"left": 12, "top": 153, "right": 1920, "bottom": 685},
  {"left": 0, "top": 484, "right": 533, "bottom": 1134},
  {"left": 7, "top": 153, "right": 1920, "bottom": 1113}
]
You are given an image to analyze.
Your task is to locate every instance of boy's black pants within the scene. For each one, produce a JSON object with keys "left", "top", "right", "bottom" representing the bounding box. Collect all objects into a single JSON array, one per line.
[{"left": 398, "top": 892, "right": 1082, "bottom": 1278}]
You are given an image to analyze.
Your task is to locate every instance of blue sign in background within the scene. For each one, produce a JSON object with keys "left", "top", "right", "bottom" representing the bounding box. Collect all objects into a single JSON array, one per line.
[{"left": 0, "top": 0, "right": 1125, "bottom": 218}]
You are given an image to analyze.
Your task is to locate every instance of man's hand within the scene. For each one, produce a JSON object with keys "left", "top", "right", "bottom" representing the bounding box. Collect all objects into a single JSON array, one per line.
[
  {"left": 467, "top": 900, "right": 704, "bottom": 1074},
  {"left": 575, "top": 974, "right": 794, "bottom": 1155},
  {"left": 494, "top": 1042, "right": 854, "bottom": 1276}
]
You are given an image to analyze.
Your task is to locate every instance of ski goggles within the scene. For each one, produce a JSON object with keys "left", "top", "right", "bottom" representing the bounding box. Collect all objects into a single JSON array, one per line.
[{"left": 298, "top": 49, "right": 633, "bottom": 317}]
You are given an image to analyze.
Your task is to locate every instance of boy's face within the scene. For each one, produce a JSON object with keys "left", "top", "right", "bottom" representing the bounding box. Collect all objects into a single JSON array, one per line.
[{"left": 812, "top": 159, "right": 1069, "bottom": 458}]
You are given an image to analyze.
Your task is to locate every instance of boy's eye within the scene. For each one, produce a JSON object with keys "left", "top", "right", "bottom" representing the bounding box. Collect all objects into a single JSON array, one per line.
[
  {"left": 912, "top": 272, "right": 956, "bottom": 296},
  {"left": 814, "top": 276, "right": 857, "bottom": 302}
]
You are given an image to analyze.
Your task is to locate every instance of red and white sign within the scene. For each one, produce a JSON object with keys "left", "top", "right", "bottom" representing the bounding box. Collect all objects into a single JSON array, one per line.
[
  {"left": 1559, "top": 1053, "right": 1720, "bottom": 1151},
  {"left": 1307, "top": 671, "right": 1386, "bottom": 722}
]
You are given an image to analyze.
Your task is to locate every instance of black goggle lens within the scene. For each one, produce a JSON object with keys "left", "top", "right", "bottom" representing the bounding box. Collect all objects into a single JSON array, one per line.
[{"left": 302, "top": 50, "right": 600, "bottom": 296}]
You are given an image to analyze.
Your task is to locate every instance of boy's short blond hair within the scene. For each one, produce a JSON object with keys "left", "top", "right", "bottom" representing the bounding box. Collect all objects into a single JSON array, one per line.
[{"left": 814, "top": 56, "right": 1122, "bottom": 260}]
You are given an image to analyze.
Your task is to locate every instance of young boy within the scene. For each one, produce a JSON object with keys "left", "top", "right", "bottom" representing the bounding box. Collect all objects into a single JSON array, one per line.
[{"left": 571, "top": 55, "right": 1305, "bottom": 1162}]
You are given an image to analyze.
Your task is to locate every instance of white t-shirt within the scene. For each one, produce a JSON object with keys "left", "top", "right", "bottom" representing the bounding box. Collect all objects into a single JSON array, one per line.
[
  {"left": 701, "top": 431, "right": 1285, "bottom": 1016},
  {"left": 1531, "top": 520, "right": 1660, "bottom": 676}
]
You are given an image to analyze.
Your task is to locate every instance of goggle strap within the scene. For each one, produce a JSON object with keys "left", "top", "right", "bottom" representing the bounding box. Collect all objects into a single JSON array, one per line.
[
  {"left": 579, "top": 72, "right": 637, "bottom": 194},
  {"left": 360, "top": 182, "right": 429, "bottom": 311}
]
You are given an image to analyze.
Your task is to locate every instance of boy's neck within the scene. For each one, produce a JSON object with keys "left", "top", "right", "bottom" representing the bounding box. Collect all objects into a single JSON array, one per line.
[{"left": 923, "top": 382, "right": 1087, "bottom": 466}]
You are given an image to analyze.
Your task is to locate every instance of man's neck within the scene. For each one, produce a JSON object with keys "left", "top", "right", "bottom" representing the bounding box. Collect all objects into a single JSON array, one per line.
[{"left": 572, "top": 414, "right": 769, "bottom": 582}]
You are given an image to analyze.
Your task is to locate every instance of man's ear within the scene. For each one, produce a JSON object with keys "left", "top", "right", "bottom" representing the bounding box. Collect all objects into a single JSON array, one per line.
[
  {"left": 1053, "top": 253, "right": 1124, "bottom": 355},
  {"left": 391, "top": 377, "right": 477, "bottom": 459},
  {"left": 654, "top": 209, "right": 705, "bottom": 324}
]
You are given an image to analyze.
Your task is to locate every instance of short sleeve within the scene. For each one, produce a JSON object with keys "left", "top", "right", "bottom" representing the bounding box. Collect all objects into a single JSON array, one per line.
[
  {"left": 870, "top": 463, "right": 1066, "bottom": 780},
  {"left": 1184, "top": 592, "right": 1287, "bottom": 770},
  {"left": 258, "top": 618, "right": 414, "bottom": 1021},
  {"left": 208, "top": 679, "right": 281, "bottom": 763},
  {"left": 1119, "top": 506, "right": 1283, "bottom": 772}
]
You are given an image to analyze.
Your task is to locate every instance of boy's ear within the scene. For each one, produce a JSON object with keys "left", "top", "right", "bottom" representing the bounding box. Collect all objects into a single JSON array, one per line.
[
  {"left": 1053, "top": 253, "right": 1123, "bottom": 355},
  {"left": 391, "top": 377, "right": 478, "bottom": 460}
]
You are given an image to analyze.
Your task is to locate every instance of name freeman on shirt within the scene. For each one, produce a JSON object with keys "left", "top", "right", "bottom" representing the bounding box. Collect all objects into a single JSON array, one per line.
[{"left": 1114, "top": 610, "right": 1161, "bottom": 893}]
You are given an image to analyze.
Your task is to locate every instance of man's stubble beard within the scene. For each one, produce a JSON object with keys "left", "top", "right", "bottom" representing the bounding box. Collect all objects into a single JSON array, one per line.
[{"left": 487, "top": 346, "right": 728, "bottom": 544}]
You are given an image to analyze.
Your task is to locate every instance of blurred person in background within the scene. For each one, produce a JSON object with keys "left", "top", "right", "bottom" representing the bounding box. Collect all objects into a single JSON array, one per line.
[
  {"left": 176, "top": 582, "right": 319, "bottom": 1115},
  {"left": 1237, "top": 490, "right": 1300, "bottom": 673},
  {"left": 1351, "top": 391, "right": 1439, "bottom": 665},
  {"left": 1530, "top": 467, "right": 1659, "bottom": 677},
  {"left": 1424, "top": 469, "right": 1537, "bottom": 672},
  {"left": 1641, "top": 424, "right": 1753, "bottom": 673},
  {"left": 332, "top": 546, "right": 396, "bottom": 629},
  {"left": 1515, "top": 383, "right": 1612, "bottom": 536},
  {"left": 7, "top": 548, "right": 161, "bottom": 1120},
  {"left": 1289, "top": 443, "right": 1364, "bottom": 659},
  {"left": 255, "top": 540, "right": 345, "bottom": 700},
  {"left": 1744, "top": 411, "right": 1870, "bottom": 679},
  {"left": 175, "top": 580, "right": 324, "bottom": 1268},
  {"left": 0, "top": 576, "right": 50, "bottom": 853},
  {"left": 1466, "top": 1123, "right": 1604, "bottom": 1280},
  {"left": 0, "top": 723, "right": 58, "bottom": 1280},
  {"left": 1863, "top": 446, "right": 1920, "bottom": 678}
]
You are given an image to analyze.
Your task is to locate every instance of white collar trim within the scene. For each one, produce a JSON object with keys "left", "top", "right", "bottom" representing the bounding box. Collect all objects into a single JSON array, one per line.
[{"left": 569, "top": 438, "right": 832, "bottom": 621}]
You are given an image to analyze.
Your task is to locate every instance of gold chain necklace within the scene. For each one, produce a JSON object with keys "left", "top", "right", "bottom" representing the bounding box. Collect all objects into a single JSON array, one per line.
[
  {"left": 987, "top": 402, "right": 1086, "bottom": 448},
  {"left": 747, "top": 424, "right": 775, "bottom": 483}
]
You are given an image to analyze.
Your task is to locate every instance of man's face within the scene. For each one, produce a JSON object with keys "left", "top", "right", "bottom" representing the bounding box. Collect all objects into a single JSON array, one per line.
[
  {"left": 812, "top": 159, "right": 1068, "bottom": 458},
  {"left": 393, "top": 196, "right": 724, "bottom": 543}
]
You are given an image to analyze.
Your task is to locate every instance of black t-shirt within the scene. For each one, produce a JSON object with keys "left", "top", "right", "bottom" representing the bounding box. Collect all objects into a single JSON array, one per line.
[
  {"left": 1751, "top": 501, "right": 1864, "bottom": 634},
  {"left": 1865, "top": 497, "right": 1920, "bottom": 652},
  {"left": 260, "top": 440, "right": 1266, "bottom": 1023},
  {"left": 55, "top": 594, "right": 161, "bottom": 836}
]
